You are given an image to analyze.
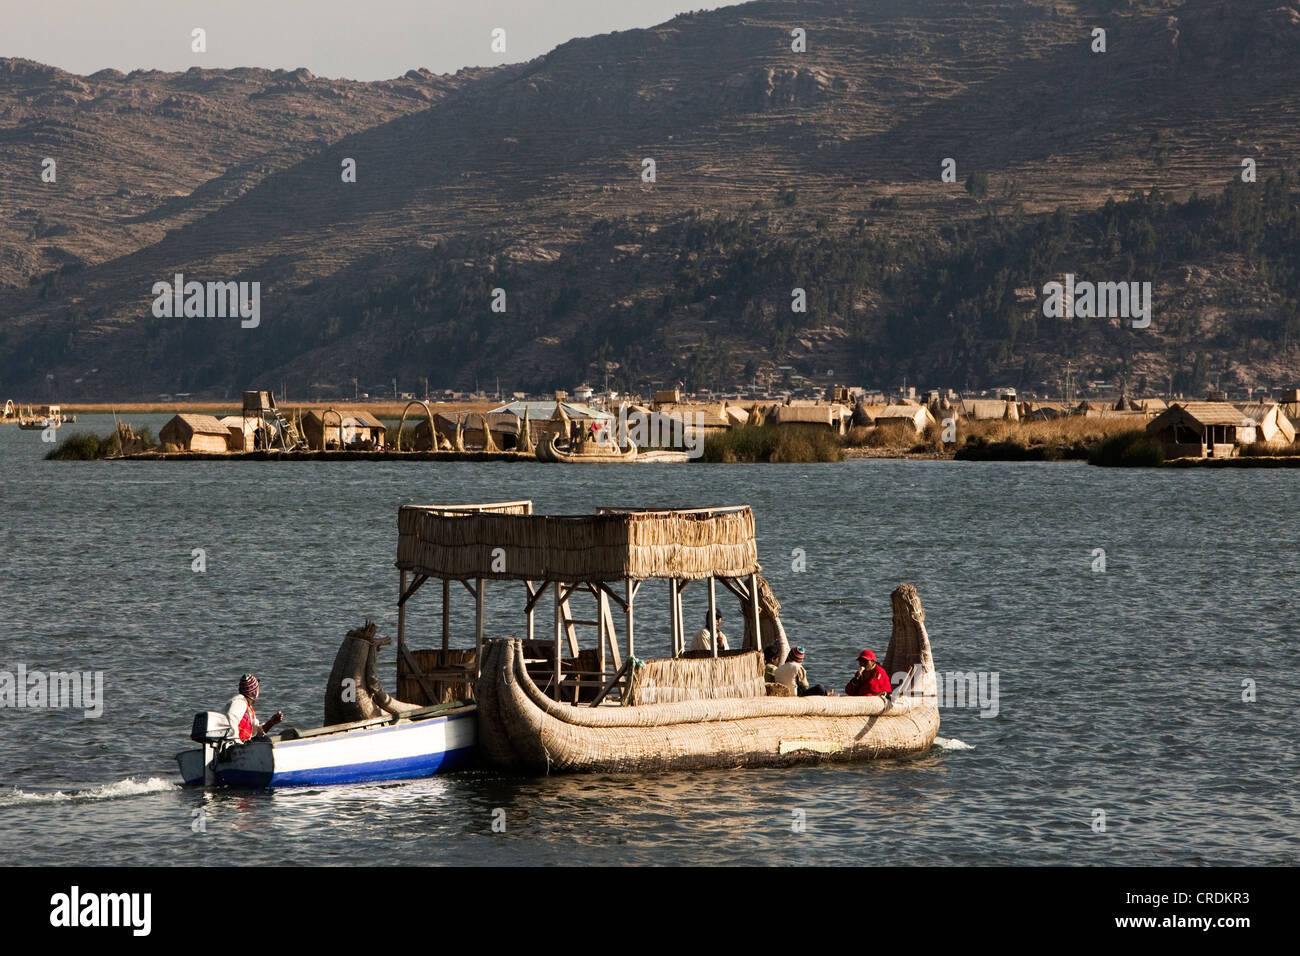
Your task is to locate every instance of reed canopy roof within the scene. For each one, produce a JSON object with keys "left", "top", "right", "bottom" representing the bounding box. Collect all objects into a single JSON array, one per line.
[{"left": 396, "top": 502, "right": 759, "bottom": 582}]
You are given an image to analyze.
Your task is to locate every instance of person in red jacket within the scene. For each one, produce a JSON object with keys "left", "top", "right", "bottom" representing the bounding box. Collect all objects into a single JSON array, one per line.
[{"left": 845, "top": 649, "right": 892, "bottom": 696}]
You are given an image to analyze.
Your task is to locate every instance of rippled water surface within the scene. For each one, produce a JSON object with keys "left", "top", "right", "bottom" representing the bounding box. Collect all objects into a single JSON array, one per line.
[{"left": 2, "top": 416, "right": 1296, "bottom": 865}]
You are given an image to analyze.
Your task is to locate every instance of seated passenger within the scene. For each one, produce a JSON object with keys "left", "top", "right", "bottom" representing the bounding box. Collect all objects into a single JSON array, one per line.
[
  {"left": 763, "top": 646, "right": 780, "bottom": 683},
  {"left": 774, "top": 647, "right": 830, "bottom": 696},
  {"left": 844, "top": 649, "right": 892, "bottom": 696},
  {"left": 690, "top": 611, "right": 729, "bottom": 652}
]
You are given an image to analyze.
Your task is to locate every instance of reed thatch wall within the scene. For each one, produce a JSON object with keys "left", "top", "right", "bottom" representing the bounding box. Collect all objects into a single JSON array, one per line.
[
  {"left": 625, "top": 650, "right": 765, "bottom": 705},
  {"left": 396, "top": 505, "right": 759, "bottom": 582}
]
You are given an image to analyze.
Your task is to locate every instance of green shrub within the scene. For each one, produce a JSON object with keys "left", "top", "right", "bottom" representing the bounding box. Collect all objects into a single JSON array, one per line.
[
  {"left": 45, "top": 432, "right": 104, "bottom": 460},
  {"left": 1087, "top": 429, "right": 1164, "bottom": 467}
]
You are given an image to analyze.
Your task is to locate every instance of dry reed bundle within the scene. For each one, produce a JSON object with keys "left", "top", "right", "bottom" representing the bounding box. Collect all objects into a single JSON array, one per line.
[
  {"left": 324, "top": 619, "right": 422, "bottom": 724},
  {"left": 475, "top": 639, "right": 939, "bottom": 773},
  {"left": 396, "top": 506, "right": 760, "bottom": 582},
  {"left": 625, "top": 651, "right": 766, "bottom": 705},
  {"left": 882, "top": 583, "right": 937, "bottom": 697}
]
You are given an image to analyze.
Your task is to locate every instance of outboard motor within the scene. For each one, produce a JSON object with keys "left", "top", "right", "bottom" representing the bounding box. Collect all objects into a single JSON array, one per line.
[{"left": 187, "top": 711, "right": 234, "bottom": 786}]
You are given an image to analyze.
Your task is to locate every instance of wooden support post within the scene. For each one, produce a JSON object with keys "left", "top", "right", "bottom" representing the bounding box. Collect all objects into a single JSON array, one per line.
[
  {"left": 748, "top": 572, "right": 762, "bottom": 653},
  {"left": 441, "top": 578, "right": 450, "bottom": 667},
  {"left": 397, "top": 570, "right": 408, "bottom": 669},
  {"left": 625, "top": 577, "right": 636, "bottom": 661},
  {"left": 600, "top": 595, "right": 622, "bottom": 671},
  {"left": 525, "top": 581, "right": 536, "bottom": 642},
  {"left": 474, "top": 577, "right": 485, "bottom": 679},
  {"left": 708, "top": 575, "right": 719, "bottom": 658},
  {"left": 670, "top": 579, "right": 679, "bottom": 658},
  {"left": 597, "top": 587, "right": 608, "bottom": 683},
  {"left": 553, "top": 582, "right": 563, "bottom": 702}
]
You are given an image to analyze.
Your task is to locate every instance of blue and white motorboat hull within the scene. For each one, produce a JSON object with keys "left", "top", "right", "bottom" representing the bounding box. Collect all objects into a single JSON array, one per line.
[{"left": 177, "top": 704, "right": 477, "bottom": 788}]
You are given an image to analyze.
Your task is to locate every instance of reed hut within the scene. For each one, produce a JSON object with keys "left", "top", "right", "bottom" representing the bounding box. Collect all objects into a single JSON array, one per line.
[
  {"left": 217, "top": 415, "right": 268, "bottom": 451},
  {"left": 1236, "top": 403, "right": 1296, "bottom": 447},
  {"left": 769, "top": 404, "right": 849, "bottom": 435},
  {"left": 960, "top": 399, "right": 1019, "bottom": 421},
  {"left": 302, "top": 410, "right": 387, "bottom": 450},
  {"left": 873, "top": 404, "right": 936, "bottom": 435},
  {"left": 429, "top": 411, "right": 519, "bottom": 450},
  {"left": 159, "top": 414, "right": 230, "bottom": 453},
  {"left": 1146, "top": 402, "right": 1249, "bottom": 458}
]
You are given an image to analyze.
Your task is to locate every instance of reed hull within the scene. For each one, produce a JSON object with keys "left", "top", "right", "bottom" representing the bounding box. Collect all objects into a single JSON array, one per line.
[
  {"left": 477, "top": 640, "right": 939, "bottom": 774},
  {"left": 176, "top": 706, "right": 477, "bottom": 788},
  {"left": 537, "top": 434, "right": 638, "bottom": 463}
]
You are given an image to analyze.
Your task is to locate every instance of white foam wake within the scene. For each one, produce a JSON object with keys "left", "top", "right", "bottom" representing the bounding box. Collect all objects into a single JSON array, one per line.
[
  {"left": 933, "top": 737, "right": 975, "bottom": 751},
  {"left": 0, "top": 776, "right": 178, "bottom": 806}
]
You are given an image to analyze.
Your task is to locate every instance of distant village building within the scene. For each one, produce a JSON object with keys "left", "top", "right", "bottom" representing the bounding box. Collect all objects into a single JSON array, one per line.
[
  {"left": 1146, "top": 402, "right": 1249, "bottom": 459},
  {"left": 961, "top": 399, "right": 1019, "bottom": 421},
  {"left": 872, "top": 404, "right": 937, "bottom": 435},
  {"left": 159, "top": 414, "right": 230, "bottom": 453},
  {"left": 217, "top": 415, "right": 268, "bottom": 451},
  {"left": 1236, "top": 403, "right": 1297, "bottom": 447},
  {"left": 768, "top": 404, "right": 850, "bottom": 435},
  {"left": 301, "top": 410, "right": 387, "bottom": 450}
]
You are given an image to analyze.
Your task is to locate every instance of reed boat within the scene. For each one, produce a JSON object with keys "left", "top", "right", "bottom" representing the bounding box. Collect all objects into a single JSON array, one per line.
[
  {"left": 393, "top": 500, "right": 941, "bottom": 775},
  {"left": 17, "top": 417, "right": 57, "bottom": 430},
  {"left": 537, "top": 433, "right": 638, "bottom": 463}
]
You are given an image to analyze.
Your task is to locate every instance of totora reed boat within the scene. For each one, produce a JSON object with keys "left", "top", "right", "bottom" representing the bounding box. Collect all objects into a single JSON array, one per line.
[
  {"left": 179, "top": 499, "right": 940, "bottom": 784},
  {"left": 395, "top": 500, "right": 940, "bottom": 773}
]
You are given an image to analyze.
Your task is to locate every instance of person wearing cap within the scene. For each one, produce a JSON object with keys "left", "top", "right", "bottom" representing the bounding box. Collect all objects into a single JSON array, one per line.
[
  {"left": 224, "top": 673, "right": 284, "bottom": 744},
  {"left": 690, "top": 610, "right": 729, "bottom": 652},
  {"left": 774, "top": 647, "right": 831, "bottom": 696},
  {"left": 845, "top": 649, "right": 892, "bottom": 696}
]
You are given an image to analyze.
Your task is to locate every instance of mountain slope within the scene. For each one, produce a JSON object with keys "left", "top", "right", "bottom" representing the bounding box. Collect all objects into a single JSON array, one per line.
[{"left": 2, "top": 0, "right": 1299, "bottom": 399}]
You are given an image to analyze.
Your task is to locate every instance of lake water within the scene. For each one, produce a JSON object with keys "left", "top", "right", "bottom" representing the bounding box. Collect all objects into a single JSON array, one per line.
[{"left": 2, "top": 415, "right": 1296, "bottom": 865}]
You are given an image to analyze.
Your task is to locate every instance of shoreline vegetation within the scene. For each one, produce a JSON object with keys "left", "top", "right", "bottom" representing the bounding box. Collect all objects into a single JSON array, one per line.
[{"left": 43, "top": 414, "right": 1300, "bottom": 466}]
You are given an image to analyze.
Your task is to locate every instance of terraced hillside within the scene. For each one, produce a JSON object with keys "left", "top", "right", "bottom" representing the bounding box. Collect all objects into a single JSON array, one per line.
[{"left": 1, "top": 0, "right": 1298, "bottom": 398}]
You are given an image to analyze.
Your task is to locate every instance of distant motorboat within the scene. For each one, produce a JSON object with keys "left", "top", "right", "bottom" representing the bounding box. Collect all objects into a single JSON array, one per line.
[{"left": 17, "top": 417, "right": 58, "bottom": 431}]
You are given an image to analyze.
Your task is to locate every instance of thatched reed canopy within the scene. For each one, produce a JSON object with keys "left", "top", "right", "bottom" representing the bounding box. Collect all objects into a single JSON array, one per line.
[{"left": 396, "top": 503, "right": 759, "bottom": 583}]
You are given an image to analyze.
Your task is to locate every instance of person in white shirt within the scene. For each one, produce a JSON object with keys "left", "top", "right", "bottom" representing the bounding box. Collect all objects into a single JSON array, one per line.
[
  {"left": 690, "top": 611, "right": 728, "bottom": 652},
  {"left": 773, "top": 647, "right": 831, "bottom": 696}
]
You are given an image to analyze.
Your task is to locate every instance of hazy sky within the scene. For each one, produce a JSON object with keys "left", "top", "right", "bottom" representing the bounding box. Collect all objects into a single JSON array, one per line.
[{"left": 5, "top": 1, "right": 735, "bottom": 81}]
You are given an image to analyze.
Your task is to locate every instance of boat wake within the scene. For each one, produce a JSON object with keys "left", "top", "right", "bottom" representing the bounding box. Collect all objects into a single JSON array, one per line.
[
  {"left": 933, "top": 737, "right": 975, "bottom": 751},
  {"left": 0, "top": 776, "right": 178, "bottom": 807}
]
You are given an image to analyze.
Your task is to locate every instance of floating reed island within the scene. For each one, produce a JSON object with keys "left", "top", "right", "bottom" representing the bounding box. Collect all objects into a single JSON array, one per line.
[{"left": 390, "top": 499, "right": 939, "bottom": 773}]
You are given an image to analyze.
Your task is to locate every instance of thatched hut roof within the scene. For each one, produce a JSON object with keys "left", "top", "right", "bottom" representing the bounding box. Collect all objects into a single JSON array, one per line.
[
  {"left": 770, "top": 405, "right": 839, "bottom": 426},
  {"left": 1237, "top": 402, "right": 1297, "bottom": 443},
  {"left": 396, "top": 503, "right": 760, "bottom": 583},
  {"left": 161, "top": 413, "right": 228, "bottom": 436}
]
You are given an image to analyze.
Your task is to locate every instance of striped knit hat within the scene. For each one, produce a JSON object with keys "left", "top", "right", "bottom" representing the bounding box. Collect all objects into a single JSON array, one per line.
[
  {"left": 790, "top": 646, "right": 805, "bottom": 662},
  {"left": 239, "top": 674, "right": 259, "bottom": 698}
]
